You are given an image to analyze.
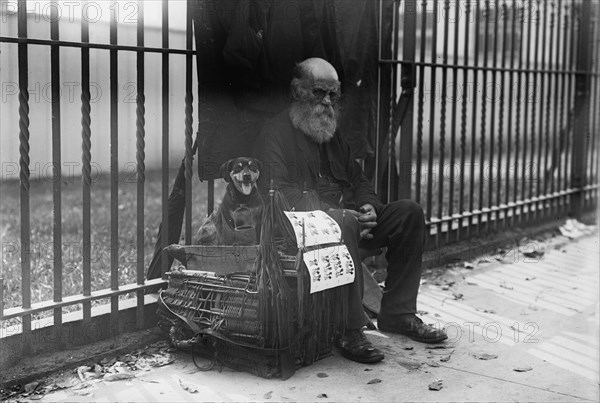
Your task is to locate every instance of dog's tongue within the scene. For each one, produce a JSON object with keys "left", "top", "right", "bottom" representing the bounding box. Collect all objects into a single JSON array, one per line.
[{"left": 241, "top": 182, "right": 253, "bottom": 195}]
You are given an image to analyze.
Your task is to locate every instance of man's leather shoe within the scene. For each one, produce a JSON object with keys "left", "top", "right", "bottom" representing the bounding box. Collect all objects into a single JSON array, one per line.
[
  {"left": 377, "top": 314, "right": 448, "bottom": 344},
  {"left": 336, "top": 329, "right": 384, "bottom": 364}
]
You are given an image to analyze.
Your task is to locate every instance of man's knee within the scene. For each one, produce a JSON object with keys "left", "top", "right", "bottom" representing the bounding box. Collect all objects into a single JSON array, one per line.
[{"left": 386, "top": 199, "right": 425, "bottom": 224}]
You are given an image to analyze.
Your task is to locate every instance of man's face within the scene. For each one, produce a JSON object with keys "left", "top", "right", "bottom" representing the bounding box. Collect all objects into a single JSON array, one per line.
[{"left": 290, "top": 78, "right": 341, "bottom": 144}]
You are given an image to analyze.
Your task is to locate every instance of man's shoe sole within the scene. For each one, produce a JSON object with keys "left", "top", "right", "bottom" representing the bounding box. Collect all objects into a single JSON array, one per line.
[
  {"left": 377, "top": 323, "right": 448, "bottom": 344},
  {"left": 339, "top": 348, "right": 385, "bottom": 364}
]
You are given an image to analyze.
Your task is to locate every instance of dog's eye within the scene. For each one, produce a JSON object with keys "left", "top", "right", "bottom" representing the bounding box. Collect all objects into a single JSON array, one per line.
[{"left": 232, "top": 165, "right": 243, "bottom": 173}]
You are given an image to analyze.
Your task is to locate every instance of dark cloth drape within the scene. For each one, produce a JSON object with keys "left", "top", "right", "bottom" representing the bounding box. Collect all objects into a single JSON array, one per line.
[{"left": 191, "top": 0, "right": 392, "bottom": 181}]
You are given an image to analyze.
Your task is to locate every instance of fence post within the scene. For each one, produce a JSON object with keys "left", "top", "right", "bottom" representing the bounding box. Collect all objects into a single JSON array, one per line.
[
  {"left": 398, "top": 0, "right": 417, "bottom": 199},
  {"left": 570, "top": 0, "right": 592, "bottom": 218}
]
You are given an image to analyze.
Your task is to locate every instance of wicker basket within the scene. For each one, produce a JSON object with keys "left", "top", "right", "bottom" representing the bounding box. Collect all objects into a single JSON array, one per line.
[{"left": 157, "top": 245, "right": 342, "bottom": 379}]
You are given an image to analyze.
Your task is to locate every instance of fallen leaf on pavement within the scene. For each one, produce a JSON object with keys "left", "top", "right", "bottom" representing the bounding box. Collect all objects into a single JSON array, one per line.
[
  {"left": 426, "top": 345, "right": 449, "bottom": 349},
  {"left": 317, "top": 373, "right": 328, "bottom": 378},
  {"left": 440, "top": 355, "right": 451, "bottom": 362},
  {"left": 77, "top": 366, "right": 92, "bottom": 381},
  {"left": 403, "top": 346, "right": 414, "bottom": 350},
  {"left": 72, "top": 390, "right": 92, "bottom": 397},
  {"left": 317, "top": 393, "right": 328, "bottom": 398},
  {"left": 264, "top": 391, "right": 273, "bottom": 399},
  {"left": 104, "top": 373, "right": 134, "bottom": 382},
  {"left": 428, "top": 380, "right": 443, "bottom": 391},
  {"left": 367, "top": 378, "right": 382, "bottom": 384},
  {"left": 452, "top": 292, "right": 463, "bottom": 300},
  {"left": 472, "top": 353, "right": 498, "bottom": 360},
  {"left": 513, "top": 366, "right": 533, "bottom": 372},
  {"left": 427, "top": 360, "right": 440, "bottom": 367},
  {"left": 397, "top": 359, "right": 422, "bottom": 371},
  {"left": 464, "top": 262, "right": 475, "bottom": 269},
  {"left": 24, "top": 382, "right": 40, "bottom": 394},
  {"left": 179, "top": 379, "right": 199, "bottom": 393}
]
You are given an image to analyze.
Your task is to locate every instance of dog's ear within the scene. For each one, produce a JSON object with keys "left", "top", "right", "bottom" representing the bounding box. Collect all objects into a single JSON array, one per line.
[
  {"left": 250, "top": 158, "right": 263, "bottom": 173},
  {"left": 220, "top": 159, "right": 233, "bottom": 182}
]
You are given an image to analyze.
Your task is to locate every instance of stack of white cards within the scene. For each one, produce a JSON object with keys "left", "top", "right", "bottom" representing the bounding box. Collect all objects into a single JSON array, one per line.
[{"left": 284, "top": 211, "right": 355, "bottom": 293}]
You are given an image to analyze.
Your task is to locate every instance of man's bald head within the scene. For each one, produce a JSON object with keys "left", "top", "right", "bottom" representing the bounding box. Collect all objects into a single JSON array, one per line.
[
  {"left": 290, "top": 58, "right": 341, "bottom": 103},
  {"left": 295, "top": 57, "right": 339, "bottom": 82}
]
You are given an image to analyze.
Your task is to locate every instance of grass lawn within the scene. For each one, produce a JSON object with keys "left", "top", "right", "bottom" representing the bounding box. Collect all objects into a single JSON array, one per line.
[{"left": 0, "top": 168, "right": 226, "bottom": 317}]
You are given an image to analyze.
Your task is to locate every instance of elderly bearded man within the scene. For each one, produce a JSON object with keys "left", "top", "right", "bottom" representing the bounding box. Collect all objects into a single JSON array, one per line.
[{"left": 254, "top": 58, "right": 447, "bottom": 364}]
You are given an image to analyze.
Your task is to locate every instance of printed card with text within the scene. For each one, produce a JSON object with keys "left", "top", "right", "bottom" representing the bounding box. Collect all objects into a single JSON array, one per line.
[
  {"left": 283, "top": 210, "right": 342, "bottom": 248},
  {"left": 302, "top": 245, "right": 355, "bottom": 293}
]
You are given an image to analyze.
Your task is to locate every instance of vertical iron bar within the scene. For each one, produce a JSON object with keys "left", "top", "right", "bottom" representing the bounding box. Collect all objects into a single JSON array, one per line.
[
  {"left": 513, "top": 0, "right": 524, "bottom": 224},
  {"left": 469, "top": 0, "right": 480, "bottom": 234},
  {"left": 459, "top": 1, "right": 471, "bottom": 237},
  {"left": 375, "top": 0, "right": 383, "bottom": 195},
  {"left": 386, "top": 0, "right": 399, "bottom": 203},
  {"left": 522, "top": 0, "right": 533, "bottom": 222},
  {"left": 110, "top": 4, "right": 119, "bottom": 329},
  {"left": 557, "top": 3, "right": 569, "bottom": 215},
  {"left": 529, "top": 0, "right": 540, "bottom": 219},
  {"left": 478, "top": 0, "right": 489, "bottom": 233},
  {"left": 81, "top": 0, "right": 92, "bottom": 321},
  {"left": 398, "top": 0, "right": 417, "bottom": 200},
  {"left": 592, "top": 15, "right": 600, "bottom": 208},
  {"left": 550, "top": 1, "right": 562, "bottom": 216},
  {"left": 448, "top": 0, "right": 461, "bottom": 241},
  {"left": 497, "top": 1, "right": 508, "bottom": 226},
  {"left": 17, "top": 0, "right": 31, "bottom": 355},
  {"left": 50, "top": 1, "right": 63, "bottom": 329},
  {"left": 136, "top": 0, "right": 146, "bottom": 330},
  {"left": 505, "top": 0, "right": 517, "bottom": 224},
  {"left": 415, "top": 0, "right": 427, "bottom": 205},
  {"left": 489, "top": 0, "right": 500, "bottom": 230},
  {"left": 535, "top": 1, "right": 547, "bottom": 220},
  {"left": 438, "top": 0, "right": 449, "bottom": 242},
  {"left": 565, "top": 4, "right": 577, "bottom": 197},
  {"left": 184, "top": 0, "right": 194, "bottom": 245},
  {"left": 161, "top": 0, "right": 170, "bottom": 277},
  {"left": 426, "top": 0, "right": 437, "bottom": 226},
  {"left": 543, "top": 3, "right": 555, "bottom": 210},
  {"left": 570, "top": 0, "right": 591, "bottom": 217}
]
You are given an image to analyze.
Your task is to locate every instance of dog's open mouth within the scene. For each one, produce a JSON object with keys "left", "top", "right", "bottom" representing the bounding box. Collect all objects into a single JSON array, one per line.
[{"left": 234, "top": 179, "right": 254, "bottom": 196}]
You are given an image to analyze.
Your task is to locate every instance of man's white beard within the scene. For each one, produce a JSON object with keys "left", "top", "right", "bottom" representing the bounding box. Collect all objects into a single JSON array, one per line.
[{"left": 289, "top": 102, "right": 338, "bottom": 144}]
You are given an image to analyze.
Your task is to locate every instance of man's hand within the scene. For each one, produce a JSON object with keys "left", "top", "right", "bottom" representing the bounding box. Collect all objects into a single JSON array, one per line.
[{"left": 352, "top": 204, "right": 377, "bottom": 239}]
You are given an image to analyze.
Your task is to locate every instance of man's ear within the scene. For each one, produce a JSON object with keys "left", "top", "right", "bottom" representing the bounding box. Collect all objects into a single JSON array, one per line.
[{"left": 220, "top": 159, "right": 233, "bottom": 182}]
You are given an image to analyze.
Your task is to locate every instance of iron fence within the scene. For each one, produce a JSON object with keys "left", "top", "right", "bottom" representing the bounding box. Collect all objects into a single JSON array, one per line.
[
  {"left": 378, "top": 0, "right": 599, "bottom": 248},
  {"left": 0, "top": 0, "right": 195, "bottom": 361}
]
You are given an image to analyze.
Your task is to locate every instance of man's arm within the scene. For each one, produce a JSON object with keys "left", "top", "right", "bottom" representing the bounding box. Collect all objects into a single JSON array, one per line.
[{"left": 340, "top": 140, "right": 383, "bottom": 213}]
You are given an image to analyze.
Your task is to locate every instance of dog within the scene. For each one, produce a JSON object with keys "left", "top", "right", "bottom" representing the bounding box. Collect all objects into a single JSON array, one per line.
[{"left": 195, "top": 157, "right": 264, "bottom": 245}]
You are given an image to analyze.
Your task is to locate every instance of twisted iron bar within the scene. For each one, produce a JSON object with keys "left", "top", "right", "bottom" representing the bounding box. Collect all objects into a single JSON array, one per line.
[
  {"left": 81, "top": 89, "right": 92, "bottom": 188},
  {"left": 19, "top": 90, "right": 30, "bottom": 191},
  {"left": 136, "top": 93, "right": 146, "bottom": 185}
]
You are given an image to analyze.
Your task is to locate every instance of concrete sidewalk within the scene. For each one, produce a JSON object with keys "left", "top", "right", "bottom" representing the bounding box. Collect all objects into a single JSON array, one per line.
[{"left": 30, "top": 234, "right": 599, "bottom": 402}]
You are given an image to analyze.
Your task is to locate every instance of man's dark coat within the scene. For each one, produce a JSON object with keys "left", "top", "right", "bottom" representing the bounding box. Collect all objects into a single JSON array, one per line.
[{"left": 255, "top": 109, "right": 383, "bottom": 213}]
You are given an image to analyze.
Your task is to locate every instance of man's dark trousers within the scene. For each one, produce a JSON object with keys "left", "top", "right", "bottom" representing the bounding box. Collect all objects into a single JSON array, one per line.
[{"left": 328, "top": 200, "right": 426, "bottom": 330}]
